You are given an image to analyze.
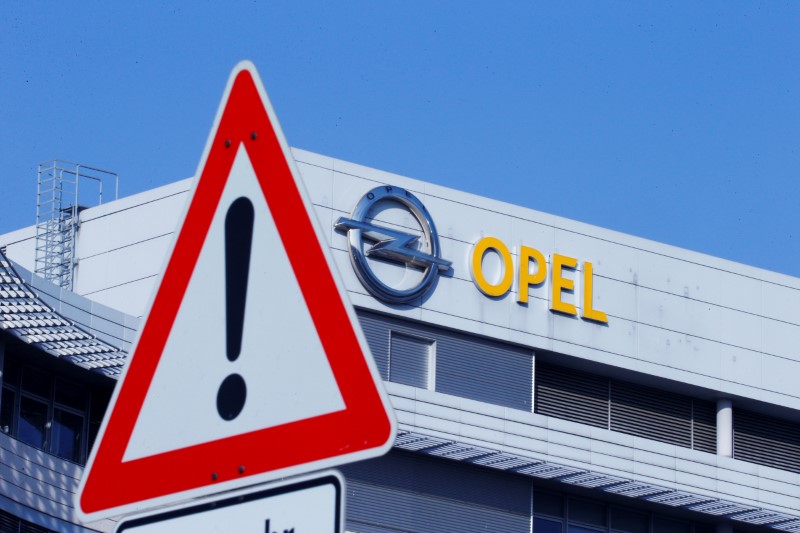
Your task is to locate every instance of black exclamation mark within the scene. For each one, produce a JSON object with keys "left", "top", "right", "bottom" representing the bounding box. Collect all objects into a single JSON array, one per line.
[{"left": 217, "top": 196, "right": 254, "bottom": 421}]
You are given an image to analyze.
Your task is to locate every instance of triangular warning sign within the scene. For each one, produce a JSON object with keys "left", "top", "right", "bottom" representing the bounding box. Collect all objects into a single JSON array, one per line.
[{"left": 76, "top": 61, "right": 396, "bottom": 522}]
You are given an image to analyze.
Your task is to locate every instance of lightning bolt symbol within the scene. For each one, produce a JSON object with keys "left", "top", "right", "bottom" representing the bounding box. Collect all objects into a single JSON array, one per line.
[{"left": 335, "top": 217, "right": 451, "bottom": 271}]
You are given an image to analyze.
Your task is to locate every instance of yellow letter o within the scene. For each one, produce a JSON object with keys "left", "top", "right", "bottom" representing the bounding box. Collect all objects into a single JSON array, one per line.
[{"left": 471, "top": 237, "right": 514, "bottom": 297}]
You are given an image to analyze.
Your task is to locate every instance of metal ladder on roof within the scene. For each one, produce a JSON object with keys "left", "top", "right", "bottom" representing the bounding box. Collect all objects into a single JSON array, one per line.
[{"left": 34, "top": 160, "right": 118, "bottom": 290}]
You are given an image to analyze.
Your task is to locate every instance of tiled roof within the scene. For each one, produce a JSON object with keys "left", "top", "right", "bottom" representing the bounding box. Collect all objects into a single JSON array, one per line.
[{"left": 0, "top": 250, "right": 126, "bottom": 376}]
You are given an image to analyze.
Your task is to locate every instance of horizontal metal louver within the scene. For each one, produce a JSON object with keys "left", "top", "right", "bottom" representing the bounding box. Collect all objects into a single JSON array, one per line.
[
  {"left": 88, "top": 420, "right": 101, "bottom": 456},
  {"left": 21, "top": 523, "right": 52, "bottom": 533},
  {"left": 535, "top": 363, "right": 715, "bottom": 452},
  {"left": 610, "top": 381, "right": 691, "bottom": 447},
  {"left": 0, "top": 509, "right": 54, "bottom": 533},
  {"left": 357, "top": 309, "right": 533, "bottom": 411},
  {"left": 342, "top": 451, "right": 530, "bottom": 533},
  {"left": 692, "top": 400, "right": 716, "bottom": 454},
  {"left": 357, "top": 310, "right": 390, "bottom": 380},
  {"left": 436, "top": 334, "right": 532, "bottom": 411},
  {"left": 734, "top": 409, "right": 800, "bottom": 473},
  {"left": 389, "top": 332, "right": 431, "bottom": 389},
  {"left": 0, "top": 511, "right": 17, "bottom": 531},
  {"left": 535, "top": 363, "right": 608, "bottom": 429}
]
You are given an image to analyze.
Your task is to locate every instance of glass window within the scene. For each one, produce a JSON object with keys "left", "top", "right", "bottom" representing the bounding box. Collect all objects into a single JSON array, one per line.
[
  {"left": 55, "top": 378, "right": 86, "bottom": 410},
  {"left": 654, "top": 517, "right": 691, "bottom": 533},
  {"left": 569, "top": 498, "right": 606, "bottom": 527},
  {"left": 534, "top": 491, "right": 564, "bottom": 517},
  {"left": 612, "top": 508, "right": 648, "bottom": 533},
  {"left": 535, "top": 517, "right": 563, "bottom": 533},
  {"left": 2, "top": 355, "right": 21, "bottom": 387},
  {"left": 0, "top": 359, "right": 107, "bottom": 466},
  {"left": 18, "top": 396, "right": 48, "bottom": 449},
  {"left": 389, "top": 333, "right": 432, "bottom": 389},
  {"left": 570, "top": 526, "right": 603, "bottom": 533},
  {"left": 90, "top": 388, "right": 112, "bottom": 424},
  {"left": 1, "top": 387, "right": 15, "bottom": 434},
  {"left": 51, "top": 408, "right": 84, "bottom": 463},
  {"left": 21, "top": 367, "right": 50, "bottom": 399}
]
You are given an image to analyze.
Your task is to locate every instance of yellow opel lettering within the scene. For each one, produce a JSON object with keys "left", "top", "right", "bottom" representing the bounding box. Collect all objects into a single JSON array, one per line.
[
  {"left": 550, "top": 254, "right": 578, "bottom": 316},
  {"left": 582, "top": 261, "right": 608, "bottom": 323},
  {"left": 471, "top": 237, "right": 514, "bottom": 297},
  {"left": 469, "top": 237, "right": 609, "bottom": 324},
  {"left": 518, "top": 246, "right": 546, "bottom": 303}
]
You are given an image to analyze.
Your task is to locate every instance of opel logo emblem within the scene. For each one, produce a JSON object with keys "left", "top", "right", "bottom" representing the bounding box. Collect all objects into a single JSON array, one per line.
[{"left": 335, "top": 185, "right": 451, "bottom": 304}]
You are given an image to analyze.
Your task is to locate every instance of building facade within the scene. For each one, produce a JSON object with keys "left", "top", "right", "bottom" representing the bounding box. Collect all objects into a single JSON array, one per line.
[{"left": 1, "top": 148, "right": 799, "bottom": 532}]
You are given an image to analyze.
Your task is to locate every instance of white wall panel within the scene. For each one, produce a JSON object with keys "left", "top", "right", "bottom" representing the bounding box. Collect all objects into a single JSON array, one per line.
[
  {"left": 81, "top": 276, "right": 158, "bottom": 318},
  {"left": 637, "top": 324, "right": 721, "bottom": 380},
  {"left": 291, "top": 147, "right": 335, "bottom": 170},
  {"left": 761, "top": 355, "right": 800, "bottom": 400},
  {"left": 0, "top": 227, "right": 36, "bottom": 271},
  {"left": 295, "top": 160, "right": 334, "bottom": 209},
  {"left": 761, "top": 279, "right": 800, "bottom": 323},
  {"left": 511, "top": 217, "right": 556, "bottom": 257},
  {"left": 553, "top": 308, "right": 638, "bottom": 359},
  {"left": 74, "top": 234, "right": 172, "bottom": 296},
  {"left": 554, "top": 227, "right": 640, "bottom": 285},
  {"left": 422, "top": 193, "right": 514, "bottom": 248},
  {"left": 331, "top": 170, "right": 391, "bottom": 215},
  {"left": 332, "top": 156, "right": 419, "bottom": 196},
  {"left": 436, "top": 237, "right": 473, "bottom": 283},
  {"left": 636, "top": 250, "right": 763, "bottom": 317},
  {"left": 423, "top": 274, "right": 512, "bottom": 332},
  {"left": 762, "top": 316, "right": 800, "bottom": 361},
  {"left": 508, "top": 290, "right": 553, "bottom": 341},
  {"left": 637, "top": 287, "right": 762, "bottom": 353},
  {"left": 719, "top": 345, "right": 762, "bottom": 389},
  {"left": 588, "top": 274, "right": 638, "bottom": 323},
  {"left": 76, "top": 191, "right": 186, "bottom": 259},
  {"left": 310, "top": 204, "right": 334, "bottom": 247}
]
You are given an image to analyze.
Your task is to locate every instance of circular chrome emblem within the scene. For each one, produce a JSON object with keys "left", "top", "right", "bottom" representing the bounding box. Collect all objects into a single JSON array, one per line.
[{"left": 335, "top": 185, "right": 451, "bottom": 304}]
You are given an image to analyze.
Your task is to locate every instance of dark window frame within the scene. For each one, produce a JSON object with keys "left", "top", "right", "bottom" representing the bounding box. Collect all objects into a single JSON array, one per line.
[{"left": 1, "top": 354, "right": 93, "bottom": 464}]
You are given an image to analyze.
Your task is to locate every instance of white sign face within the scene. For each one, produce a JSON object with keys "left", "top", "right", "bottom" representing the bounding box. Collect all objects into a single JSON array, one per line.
[
  {"left": 114, "top": 471, "right": 343, "bottom": 533},
  {"left": 123, "top": 146, "right": 345, "bottom": 461}
]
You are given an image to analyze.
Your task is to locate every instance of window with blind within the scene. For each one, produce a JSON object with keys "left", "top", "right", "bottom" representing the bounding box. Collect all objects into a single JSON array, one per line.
[
  {"left": 357, "top": 309, "right": 533, "bottom": 411},
  {"left": 342, "top": 451, "right": 531, "bottom": 533},
  {"left": 0, "top": 508, "right": 55, "bottom": 533},
  {"left": 389, "top": 332, "right": 433, "bottom": 389},
  {"left": 535, "top": 363, "right": 716, "bottom": 453},
  {"left": 734, "top": 408, "right": 800, "bottom": 473}
]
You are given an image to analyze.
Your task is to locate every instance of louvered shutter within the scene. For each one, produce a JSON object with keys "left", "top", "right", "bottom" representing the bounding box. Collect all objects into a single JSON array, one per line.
[
  {"left": 357, "top": 310, "right": 390, "bottom": 380},
  {"left": 535, "top": 363, "right": 608, "bottom": 429},
  {"left": 691, "top": 400, "right": 716, "bottom": 453},
  {"left": 435, "top": 333, "right": 532, "bottom": 411},
  {"left": 357, "top": 309, "right": 533, "bottom": 412},
  {"left": 342, "top": 451, "right": 531, "bottom": 533},
  {"left": 610, "top": 381, "right": 691, "bottom": 447},
  {"left": 734, "top": 409, "right": 800, "bottom": 473},
  {"left": 389, "top": 332, "right": 431, "bottom": 389}
]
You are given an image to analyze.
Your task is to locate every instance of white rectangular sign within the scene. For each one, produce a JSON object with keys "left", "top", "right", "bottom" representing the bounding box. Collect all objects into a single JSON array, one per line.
[{"left": 113, "top": 471, "right": 343, "bottom": 532}]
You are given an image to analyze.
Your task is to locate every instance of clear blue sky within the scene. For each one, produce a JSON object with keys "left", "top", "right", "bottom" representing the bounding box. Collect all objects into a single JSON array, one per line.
[{"left": 2, "top": 2, "right": 798, "bottom": 275}]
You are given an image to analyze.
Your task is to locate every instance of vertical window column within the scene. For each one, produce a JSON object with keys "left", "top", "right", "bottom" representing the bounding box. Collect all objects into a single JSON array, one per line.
[
  {"left": 716, "top": 523, "right": 733, "bottom": 533},
  {"left": 716, "top": 399, "right": 733, "bottom": 458},
  {"left": 389, "top": 332, "right": 434, "bottom": 390},
  {"left": 0, "top": 335, "right": 7, "bottom": 434}
]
